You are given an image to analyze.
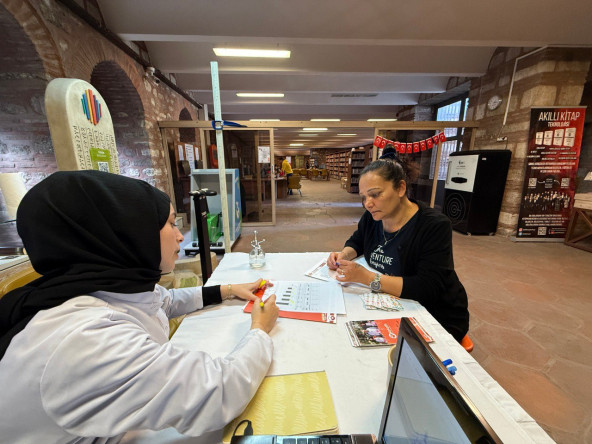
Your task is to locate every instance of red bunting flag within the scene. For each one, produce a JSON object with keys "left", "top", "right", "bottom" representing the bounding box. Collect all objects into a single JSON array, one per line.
[
  {"left": 432, "top": 134, "right": 440, "bottom": 145},
  {"left": 379, "top": 138, "right": 387, "bottom": 148},
  {"left": 438, "top": 132, "right": 447, "bottom": 143},
  {"left": 374, "top": 136, "right": 383, "bottom": 147},
  {"left": 426, "top": 138, "right": 433, "bottom": 149},
  {"left": 406, "top": 143, "right": 413, "bottom": 154},
  {"left": 413, "top": 142, "right": 420, "bottom": 153},
  {"left": 420, "top": 140, "right": 426, "bottom": 151},
  {"left": 393, "top": 141, "right": 400, "bottom": 152}
]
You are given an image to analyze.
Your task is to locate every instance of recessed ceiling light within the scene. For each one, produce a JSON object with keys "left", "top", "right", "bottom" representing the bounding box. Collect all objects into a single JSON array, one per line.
[
  {"left": 290, "top": 143, "right": 304, "bottom": 146},
  {"left": 237, "top": 93, "right": 284, "bottom": 98},
  {"left": 302, "top": 128, "right": 327, "bottom": 131},
  {"left": 249, "top": 119, "right": 280, "bottom": 121},
  {"left": 367, "top": 118, "right": 397, "bottom": 122},
  {"left": 213, "top": 48, "right": 291, "bottom": 58},
  {"left": 337, "top": 133, "right": 357, "bottom": 136},
  {"left": 310, "top": 119, "right": 341, "bottom": 122}
]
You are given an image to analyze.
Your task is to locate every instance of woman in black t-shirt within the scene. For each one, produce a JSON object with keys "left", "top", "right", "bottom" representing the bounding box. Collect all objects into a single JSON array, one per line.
[{"left": 327, "top": 150, "right": 469, "bottom": 341}]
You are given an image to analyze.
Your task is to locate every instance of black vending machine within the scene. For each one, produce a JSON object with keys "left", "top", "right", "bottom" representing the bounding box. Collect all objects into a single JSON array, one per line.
[{"left": 443, "top": 150, "right": 511, "bottom": 235}]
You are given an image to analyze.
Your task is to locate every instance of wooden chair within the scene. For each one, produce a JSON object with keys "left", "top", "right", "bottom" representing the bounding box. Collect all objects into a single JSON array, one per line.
[
  {"left": 287, "top": 175, "right": 302, "bottom": 196},
  {"left": 0, "top": 263, "right": 41, "bottom": 297},
  {"left": 309, "top": 169, "right": 320, "bottom": 181},
  {"left": 320, "top": 169, "right": 330, "bottom": 181}
]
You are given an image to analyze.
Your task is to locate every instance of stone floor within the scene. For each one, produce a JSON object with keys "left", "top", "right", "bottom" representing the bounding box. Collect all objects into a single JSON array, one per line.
[{"left": 184, "top": 177, "right": 592, "bottom": 444}]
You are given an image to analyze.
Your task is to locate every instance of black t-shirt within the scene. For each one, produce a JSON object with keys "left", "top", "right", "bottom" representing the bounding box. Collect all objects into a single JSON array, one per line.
[
  {"left": 344, "top": 201, "right": 469, "bottom": 342},
  {"left": 367, "top": 212, "right": 418, "bottom": 276}
]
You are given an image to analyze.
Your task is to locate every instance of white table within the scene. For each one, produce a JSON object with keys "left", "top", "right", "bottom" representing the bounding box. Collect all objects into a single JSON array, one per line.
[{"left": 123, "top": 253, "right": 554, "bottom": 444}]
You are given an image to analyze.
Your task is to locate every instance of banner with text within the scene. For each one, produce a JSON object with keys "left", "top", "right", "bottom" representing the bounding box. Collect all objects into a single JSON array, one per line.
[{"left": 516, "top": 107, "right": 586, "bottom": 240}]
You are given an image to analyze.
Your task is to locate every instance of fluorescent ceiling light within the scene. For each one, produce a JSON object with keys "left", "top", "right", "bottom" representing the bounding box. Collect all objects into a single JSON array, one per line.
[
  {"left": 337, "top": 133, "right": 357, "bottom": 136},
  {"left": 367, "top": 118, "right": 397, "bottom": 122},
  {"left": 237, "top": 93, "right": 284, "bottom": 98},
  {"left": 310, "top": 119, "right": 340, "bottom": 122},
  {"left": 302, "top": 128, "right": 327, "bottom": 131},
  {"left": 289, "top": 143, "right": 304, "bottom": 146},
  {"left": 213, "top": 48, "right": 290, "bottom": 58},
  {"left": 250, "top": 119, "right": 280, "bottom": 121},
  {"left": 299, "top": 133, "right": 318, "bottom": 136}
]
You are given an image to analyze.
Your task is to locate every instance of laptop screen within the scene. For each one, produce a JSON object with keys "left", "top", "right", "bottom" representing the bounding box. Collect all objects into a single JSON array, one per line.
[{"left": 378, "top": 318, "right": 500, "bottom": 444}]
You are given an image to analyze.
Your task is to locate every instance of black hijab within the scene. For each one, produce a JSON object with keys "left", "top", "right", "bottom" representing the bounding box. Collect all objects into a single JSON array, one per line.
[{"left": 0, "top": 170, "right": 171, "bottom": 360}]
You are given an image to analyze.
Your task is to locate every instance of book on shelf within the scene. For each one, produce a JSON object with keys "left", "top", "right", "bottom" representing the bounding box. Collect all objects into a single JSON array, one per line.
[
  {"left": 345, "top": 317, "right": 433, "bottom": 347},
  {"left": 222, "top": 371, "right": 338, "bottom": 442}
]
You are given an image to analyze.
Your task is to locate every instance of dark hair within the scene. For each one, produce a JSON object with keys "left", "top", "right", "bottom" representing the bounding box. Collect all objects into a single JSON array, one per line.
[
  {"left": 360, "top": 154, "right": 419, "bottom": 196},
  {"left": 379, "top": 144, "right": 399, "bottom": 161}
]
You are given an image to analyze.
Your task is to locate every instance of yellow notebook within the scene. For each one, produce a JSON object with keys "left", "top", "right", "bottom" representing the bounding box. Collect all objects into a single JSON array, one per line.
[{"left": 222, "top": 371, "right": 338, "bottom": 442}]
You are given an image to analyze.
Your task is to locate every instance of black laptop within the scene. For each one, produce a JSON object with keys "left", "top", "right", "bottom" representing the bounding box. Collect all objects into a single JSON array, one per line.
[{"left": 231, "top": 317, "right": 501, "bottom": 444}]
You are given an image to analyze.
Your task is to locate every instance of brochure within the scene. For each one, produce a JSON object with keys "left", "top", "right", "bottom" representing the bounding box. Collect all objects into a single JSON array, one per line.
[{"left": 345, "top": 317, "right": 433, "bottom": 347}]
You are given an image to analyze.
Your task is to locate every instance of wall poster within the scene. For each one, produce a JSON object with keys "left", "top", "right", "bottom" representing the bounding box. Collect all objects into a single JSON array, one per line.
[{"left": 516, "top": 106, "right": 586, "bottom": 240}]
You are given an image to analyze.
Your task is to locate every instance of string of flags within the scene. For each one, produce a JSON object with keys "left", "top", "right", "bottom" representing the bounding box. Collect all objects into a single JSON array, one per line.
[{"left": 374, "top": 132, "right": 447, "bottom": 154}]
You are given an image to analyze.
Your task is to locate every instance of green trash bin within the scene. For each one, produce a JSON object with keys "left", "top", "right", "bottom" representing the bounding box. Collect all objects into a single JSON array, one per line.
[{"left": 206, "top": 213, "right": 222, "bottom": 243}]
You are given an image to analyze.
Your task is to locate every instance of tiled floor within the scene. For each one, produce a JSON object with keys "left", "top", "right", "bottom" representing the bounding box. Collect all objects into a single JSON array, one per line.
[{"left": 185, "top": 177, "right": 592, "bottom": 443}]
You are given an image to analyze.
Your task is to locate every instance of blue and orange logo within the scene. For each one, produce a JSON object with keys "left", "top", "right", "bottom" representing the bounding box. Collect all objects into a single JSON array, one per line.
[{"left": 80, "top": 89, "right": 102, "bottom": 125}]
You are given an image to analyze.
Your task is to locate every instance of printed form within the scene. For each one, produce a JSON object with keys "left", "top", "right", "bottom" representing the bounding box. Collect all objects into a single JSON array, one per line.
[{"left": 260, "top": 281, "right": 346, "bottom": 314}]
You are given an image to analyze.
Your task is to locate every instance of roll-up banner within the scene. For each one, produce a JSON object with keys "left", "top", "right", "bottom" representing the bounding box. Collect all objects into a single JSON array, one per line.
[{"left": 516, "top": 106, "right": 586, "bottom": 241}]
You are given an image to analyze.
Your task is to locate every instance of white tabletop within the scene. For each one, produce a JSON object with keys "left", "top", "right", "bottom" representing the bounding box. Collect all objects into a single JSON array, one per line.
[{"left": 123, "top": 252, "right": 554, "bottom": 444}]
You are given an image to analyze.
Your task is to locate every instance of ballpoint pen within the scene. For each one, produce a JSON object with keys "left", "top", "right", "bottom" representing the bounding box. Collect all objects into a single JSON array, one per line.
[{"left": 258, "top": 280, "right": 267, "bottom": 307}]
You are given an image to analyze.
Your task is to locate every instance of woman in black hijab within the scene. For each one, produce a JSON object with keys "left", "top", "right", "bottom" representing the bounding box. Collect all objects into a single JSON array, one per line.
[{"left": 0, "top": 170, "right": 278, "bottom": 441}]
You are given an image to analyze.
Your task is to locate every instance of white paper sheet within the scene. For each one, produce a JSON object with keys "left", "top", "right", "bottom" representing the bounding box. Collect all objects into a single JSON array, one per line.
[
  {"left": 260, "top": 280, "right": 346, "bottom": 314},
  {"left": 304, "top": 257, "right": 380, "bottom": 285}
]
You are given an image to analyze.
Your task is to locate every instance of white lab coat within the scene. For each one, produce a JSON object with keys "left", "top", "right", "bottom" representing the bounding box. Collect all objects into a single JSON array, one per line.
[{"left": 0, "top": 285, "right": 273, "bottom": 443}]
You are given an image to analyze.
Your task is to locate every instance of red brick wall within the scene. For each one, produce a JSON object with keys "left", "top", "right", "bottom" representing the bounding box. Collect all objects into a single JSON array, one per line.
[
  {"left": 0, "top": 0, "right": 200, "bottom": 210},
  {"left": 0, "top": 1, "right": 57, "bottom": 193}
]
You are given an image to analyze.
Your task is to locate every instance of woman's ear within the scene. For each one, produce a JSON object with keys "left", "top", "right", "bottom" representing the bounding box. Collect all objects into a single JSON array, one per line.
[{"left": 396, "top": 180, "right": 407, "bottom": 197}]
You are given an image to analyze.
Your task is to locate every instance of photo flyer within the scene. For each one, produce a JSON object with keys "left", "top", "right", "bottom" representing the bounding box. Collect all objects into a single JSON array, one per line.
[{"left": 345, "top": 317, "right": 433, "bottom": 347}]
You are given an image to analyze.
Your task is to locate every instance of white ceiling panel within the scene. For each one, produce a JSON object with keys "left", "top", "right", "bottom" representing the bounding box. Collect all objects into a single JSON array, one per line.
[{"left": 96, "top": 0, "right": 592, "bottom": 149}]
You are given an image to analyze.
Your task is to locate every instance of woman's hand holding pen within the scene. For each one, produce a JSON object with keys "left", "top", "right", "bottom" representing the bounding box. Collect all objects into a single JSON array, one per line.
[
  {"left": 327, "top": 251, "right": 346, "bottom": 270},
  {"left": 251, "top": 295, "right": 278, "bottom": 333}
]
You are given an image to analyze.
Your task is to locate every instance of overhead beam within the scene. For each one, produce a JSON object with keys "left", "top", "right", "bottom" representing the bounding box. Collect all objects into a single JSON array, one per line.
[{"left": 158, "top": 120, "right": 479, "bottom": 130}]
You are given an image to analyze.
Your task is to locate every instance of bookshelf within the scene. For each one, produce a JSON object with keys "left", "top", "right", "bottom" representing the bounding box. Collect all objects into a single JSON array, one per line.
[
  {"left": 325, "top": 150, "right": 350, "bottom": 180},
  {"left": 347, "top": 147, "right": 371, "bottom": 193}
]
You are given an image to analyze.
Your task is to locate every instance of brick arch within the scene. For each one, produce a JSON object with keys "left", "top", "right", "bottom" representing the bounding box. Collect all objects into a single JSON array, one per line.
[
  {"left": 179, "top": 107, "right": 197, "bottom": 143},
  {"left": 0, "top": 2, "right": 57, "bottom": 190},
  {"left": 0, "top": 0, "right": 65, "bottom": 78},
  {"left": 90, "top": 61, "right": 153, "bottom": 184}
]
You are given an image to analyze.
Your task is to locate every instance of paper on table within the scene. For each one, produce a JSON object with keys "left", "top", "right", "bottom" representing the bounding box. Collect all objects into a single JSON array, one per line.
[
  {"left": 222, "top": 371, "right": 338, "bottom": 442},
  {"left": 304, "top": 259, "right": 338, "bottom": 282},
  {"left": 256, "top": 280, "right": 346, "bottom": 314},
  {"left": 304, "top": 256, "right": 380, "bottom": 288}
]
